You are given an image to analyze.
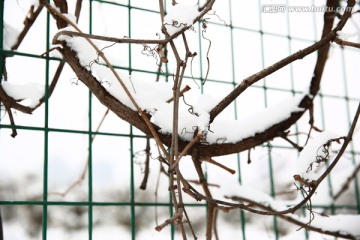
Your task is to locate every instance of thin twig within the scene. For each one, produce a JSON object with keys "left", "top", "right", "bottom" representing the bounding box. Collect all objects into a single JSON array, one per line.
[
  {"left": 202, "top": 157, "right": 236, "bottom": 174},
  {"left": 48, "top": 108, "right": 110, "bottom": 197},
  {"left": 54, "top": 30, "right": 166, "bottom": 45},
  {"left": 45, "top": 1, "right": 171, "bottom": 161},
  {"left": 247, "top": 148, "right": 252, "bottom": 164},
  {"left": 140, "top": 136, "right": 151, "bottom": 190},
  {"left": 183, "top": 101, "right": 360, "bottom": 218},
  {"left": 333, "top": 37, "right": 360, "bottom": 49},
  {"left": 166, "top": 85, "right": 191, "bottom": 103},
  {"left": 333, "top": 162, "right": 360, "bottom": 201},
  {"left": 74, "top": 0, "right": 83, "bottom": 23},
  {"left": 279, "top": 131, "right": 303, "bottom": 152},
  {"left": 158, "top": 0, "right": 166, "bottom": 26},
  {"left": 182, "top": 207, "right": 198, "bottom": 239},
  {"left": 225, "top": 195, "right": 356, "bottom": 239},
  {"left": 170, "top": 133, "right": 203, "bottom": 171},
  {"left": 191, "top": 150, "right": 216, "bottom": 240},
  {"left": 155, "top": 211, "right": 183, "bottom": 232},
  {"left": 209, "top": 0, "right": 353, "bottom": 123},
  {"left": 11, "top": 4, "right": 44, "bottom": 51},
  {"left": 4, "top": 105, "right": 17, "bottom": 137},
  {"left": 213, "top": 207, "right": 219, "bottom": 240}
]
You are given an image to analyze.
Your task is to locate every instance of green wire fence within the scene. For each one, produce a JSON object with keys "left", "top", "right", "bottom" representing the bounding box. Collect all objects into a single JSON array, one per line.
[{"left": 1, "top": 0, "right": 360, "bottom": 239}]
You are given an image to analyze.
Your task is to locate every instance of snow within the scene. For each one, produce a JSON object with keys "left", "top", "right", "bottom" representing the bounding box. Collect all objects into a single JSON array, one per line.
[
  {"left": 307, "top": 214, "right": 360, "bottom": 237},
  {"left": 163, "top": 3, "right": 199, "bottom": 35},
  {"left": 217, "top": 180, "right": 288, "bottom": 211},
  {"left": 1, "top": 81, "right": 44, "bottom": 108},
  {"left": 56, "top": 27, "right": 307, "bottom": 144},
  {"left": 295, "top": 131, "right": 340, "bottom": 182},
  {"left": 3, "top": 22, "right": 19, "bottom": 50},
  {"left": 57, "top": 27, "right": 100, "bottom": 68},
  {"left": 2, "top": 1, "right": 360, "bottom": 239},
  {"left": 207, "top": 95, "right": 304, "bottom": 143}
]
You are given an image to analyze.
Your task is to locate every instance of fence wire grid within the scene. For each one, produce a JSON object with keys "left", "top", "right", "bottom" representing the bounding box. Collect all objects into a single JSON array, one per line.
[{"left": 0, "top": 0, "right": 360, "bottom": 239}]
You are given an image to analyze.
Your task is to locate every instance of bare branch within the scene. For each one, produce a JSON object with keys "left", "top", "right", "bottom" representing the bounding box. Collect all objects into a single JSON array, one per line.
[
  {"left": 74, "top": 0, "right": 83, "bottom": 23},
  {"left": 209, "top": 0, "right": 354, "bottom": 123},
  {"left": 225, "top": 195, "right": 356, "bottom": 239},
  {"left": 11, "top": 4, "right": 44, "bottom": 51},
  {"left": 202, "top": 157, "right": 236, "bottom": 174},
  {"left": 140, "top": 136, "right": 151, "bottom": 190},
  {"left": 333, "top": 162, "right": 360, "bottom": 201},
  {"left": 333, "top": 37, "right": 360, "bottom": 48}
]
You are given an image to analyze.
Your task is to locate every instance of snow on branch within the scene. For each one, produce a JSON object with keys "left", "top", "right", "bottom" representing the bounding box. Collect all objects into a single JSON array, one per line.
[
  {"left": 163, "top": 3, "right": 199, "bottom": 35},
  {"left": 56, "top": 27, "right": 308, "bottom": 145},
  {"left": 1, "top": 81, "right": 44, "bottom": 108},
  {"left": 294, "top": 131, "right": 341, "bottom": 184}
]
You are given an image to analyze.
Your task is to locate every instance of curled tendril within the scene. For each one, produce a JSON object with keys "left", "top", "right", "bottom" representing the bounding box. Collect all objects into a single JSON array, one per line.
[
  {"left": 216, "top": 138, "right": 227, "bottom": 144},
  {"left": 70, "top": 76, "right": 79, "bottom": 85},
  {"left": 182, "top": 95, "right": 199, "bottom": 117},
  {"left": 201, "top": 18, "right": 211, "bottom": 85}
]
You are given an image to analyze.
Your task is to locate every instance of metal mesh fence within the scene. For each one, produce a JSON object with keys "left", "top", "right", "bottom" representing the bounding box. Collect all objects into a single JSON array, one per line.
[{"left": 0, "top": 0, "right": 360, "bottom": 239}]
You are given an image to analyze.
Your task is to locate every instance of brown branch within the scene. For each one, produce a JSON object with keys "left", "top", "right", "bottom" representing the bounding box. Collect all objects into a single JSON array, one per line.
[
  {"left": 45, "top": 2, "right": 171, "bottom": 161},
  {"left": 0, "top": 85, "right": 33, "bottom": 114},
  {"left": 333, "top": 37, "right": 360, "bottom": 48},
  {"left": 0, "top": 60, "right": 64, "bottom": 118},
  {"left": 74, "top": 0, "right": 83, "bottom": 23},
  {"left": 333, "top": 161, "right": 360, "bottom": 201},
  {"left": 140, "top": 136, "right": 151, "bottom": 190},
  {"left": 35, "top": 61, "right": 64, "bottom": 108},
  {"left": 50, "top": 0, "right": 69, "bottom": 29},
  {"left": 170, "top": 133, "right": 203, "bottom": 171},
  {"left": 225, "top": 195, "right": 356, "bottom": 239},
  {"left": 11, "top": 4, "right": 44, "bottom": 51},
  {"left": 39, "top": 0, "right": 356, "bottom": 162},
  {"left": 48, "top": 108, "right": 110, "bottom": 197},
  {"left": 158, "top": 0, "right": 166, "bottom": 26},
  {"left": 209, "top": 0, "right": 353, "bottom": 123},
  {"left": 155, "top": 211, "right": 183, "bottom": 232},
  {"left": 213, "top": 207, "right": 219, "bottom": 240},
  {"left": 3, "top": 105, "right": 17, "bottom": 138},
  {"left": 54, "top": 30, "right": 167, "bottom": 45},
  {"left": 191, "top": 150, "right": 216, "bottom": 240},
  {"left": 166, "top": 85, "right": 191, "bottom": 103},
  {"left": 183, "top": 101, "right": 360, "bottom": 218},
  {"left": 202, "top": 157, "right": 236, "bottom": 174},
  {"left": 279, "top": 131, "right": 303, "bottom": 152}
]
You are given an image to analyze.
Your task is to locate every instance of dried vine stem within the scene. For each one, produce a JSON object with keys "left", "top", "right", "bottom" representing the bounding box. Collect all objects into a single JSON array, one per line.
[
  {"left": 10, "top": 3, "right": 45, "bottom": 51},
  {"left": 333, "top": 36, "right": 360, "bottom": 48},
  {"left": 182, "top": 101, "right": 360, "bottom": 219},
  {"left": 1, "top": 0, "right": 358, "bottom": 239},
  {"left": 191, "top": 150, "right": 216, "bottom": 240},
  {"left": 209, "top": 0, "right": 353, "bottom": 123},
  {"left": 48, "top": 108, "right": 110, "bottom": 197},
  {"left": 225, "top": 195, "right": 356, "bottom": 239},
  {"left": 139, "top": 136, "right": 151, "bottom": 190},
  {"left": 0, "top": 1, "right": 70, "bottom": 135},
  {"left": 5, "top": 1, "right": 355, "bottom": 159},
  {"left": 51, "top": 0, "right": 351, "bottom": 158},
  {"left": 43, "top": 1, "right": 171, "bottom": 162},
  {"left": 332, "top": 162, "right": 360, "bottom": 201}
]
